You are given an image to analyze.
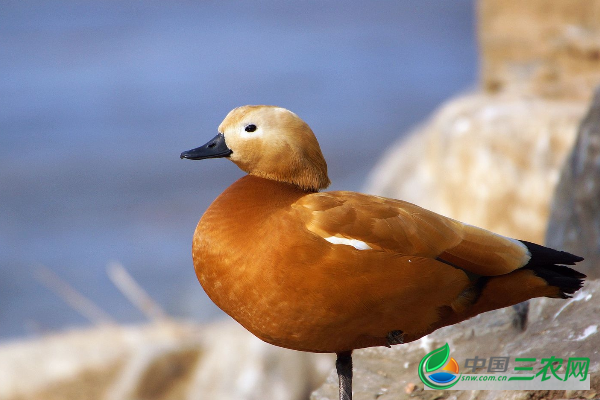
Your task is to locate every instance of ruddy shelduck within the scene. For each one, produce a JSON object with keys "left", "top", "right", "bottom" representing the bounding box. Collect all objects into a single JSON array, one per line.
[{"left": 181, "top": 105, "right": 585, "bottom": 400}]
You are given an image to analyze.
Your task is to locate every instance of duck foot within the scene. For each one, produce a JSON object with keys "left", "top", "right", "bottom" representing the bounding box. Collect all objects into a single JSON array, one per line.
[
  {"left": 385, "top": 330, "right": 404, "bottom": 347},
  {"left": 336, "top": 351, "right": 353, "bottom": 400}
]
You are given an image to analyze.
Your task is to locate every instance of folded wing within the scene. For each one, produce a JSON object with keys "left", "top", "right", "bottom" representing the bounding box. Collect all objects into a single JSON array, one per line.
[{"left": 293, "top": 191, "right": 531, "bottom": 276}]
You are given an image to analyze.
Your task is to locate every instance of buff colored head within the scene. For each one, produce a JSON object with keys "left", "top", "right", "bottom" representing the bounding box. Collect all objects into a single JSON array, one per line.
[{"left": 181, "top": 105, "right": 330, "bottom": 192}]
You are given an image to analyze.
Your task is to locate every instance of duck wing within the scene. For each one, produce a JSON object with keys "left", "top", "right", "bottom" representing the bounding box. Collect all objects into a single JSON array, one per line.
[{"left": 293, "top": 190, "right": 532, "bottom": 276}]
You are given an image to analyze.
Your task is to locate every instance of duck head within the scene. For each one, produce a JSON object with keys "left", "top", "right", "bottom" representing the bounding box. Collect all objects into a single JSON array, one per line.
[{"left": 181, "top": 105, "right": 330, "bottom": 192}]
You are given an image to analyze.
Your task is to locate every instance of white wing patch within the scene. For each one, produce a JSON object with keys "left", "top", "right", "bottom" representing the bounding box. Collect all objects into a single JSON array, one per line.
[{"left": 325, "top": 236, "right": 372, "bottom": 250}]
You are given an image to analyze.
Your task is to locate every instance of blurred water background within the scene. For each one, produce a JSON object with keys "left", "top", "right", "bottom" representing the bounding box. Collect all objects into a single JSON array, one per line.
[{"left": 0, "top": 0, "right": 476, "bottom": 339}]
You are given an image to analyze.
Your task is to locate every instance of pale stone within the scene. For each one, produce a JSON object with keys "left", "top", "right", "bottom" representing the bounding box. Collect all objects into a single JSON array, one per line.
[
  {"left": 0, "top": 320, "right": 331, "bottom": 400},
  {"left": 479, "top": 0, "right": 600, "bottom": 101},
  {"left": 365, "top": 92, "right": 585, "bottom": 243}
]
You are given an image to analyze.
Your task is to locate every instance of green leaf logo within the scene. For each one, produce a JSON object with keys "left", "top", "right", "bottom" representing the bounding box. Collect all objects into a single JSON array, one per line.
[
  {"left": 425, "top": 343, "right": 450, "bottom": 373},
  {"left": 418, "top": 342, "right": 460, "bottom": 390}
]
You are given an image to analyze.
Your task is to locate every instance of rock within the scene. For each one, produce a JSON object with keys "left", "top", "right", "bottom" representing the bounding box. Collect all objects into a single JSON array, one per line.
[
  {"left": 0, "top": 321, "right": 193, "bottom": 400},
  {"left": 141, "top": 321, "right": 332, "bottom": 400},
  {"left": 546, "top": 87, "right": 600, "bottom": 279},
  {"left": 365, "top": 92, "right": 585, "bottom": 243},
  {"left": 479, "top": 0, "right": 600, "bottom": 101},
  {"left": 0, "top": 320, "right": 331, "bottom": 400},
  {"left": 311, "top": 280, "right": 600, "bottom": 400}
]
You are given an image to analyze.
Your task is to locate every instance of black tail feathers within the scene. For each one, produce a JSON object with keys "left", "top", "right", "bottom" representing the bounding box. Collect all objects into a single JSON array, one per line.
[{"left": 519, "top": 240, "right": 586, "bottom": 299}]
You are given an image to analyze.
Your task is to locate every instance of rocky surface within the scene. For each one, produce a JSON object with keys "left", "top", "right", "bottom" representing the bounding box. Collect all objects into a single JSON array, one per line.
[
  {"left": 479, "top": 0, "right": 600, "bottom": 101},
  {"left": 0, "top": 322, "right": 192, "bottom": 400},
  {"left": 311, "top": 280, "right": 600, "bottom": 400},
  {"left": 365, "top": 92, "right": 585, "bottom": 244},
  {"left": 546, "top": 87, "right": 600, "bottom": 279},
  {"left": 0, "top": 320, "right": 332, "bottom": 400}
]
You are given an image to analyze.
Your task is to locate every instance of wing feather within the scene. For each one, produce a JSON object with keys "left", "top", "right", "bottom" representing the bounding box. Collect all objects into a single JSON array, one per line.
[{"left": 293, "top": 191, "right": 530, "bottom": 276}]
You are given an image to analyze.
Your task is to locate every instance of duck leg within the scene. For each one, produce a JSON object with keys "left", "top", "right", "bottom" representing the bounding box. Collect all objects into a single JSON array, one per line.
[
  {"left": 512, "top": 301, "right": 530, "bottom": 331},
  {"left": 336, "top": 351, "right": 353, "bottom": 400}
]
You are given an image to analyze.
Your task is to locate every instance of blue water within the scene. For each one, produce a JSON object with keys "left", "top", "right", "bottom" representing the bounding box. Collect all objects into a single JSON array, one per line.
[{"left": 0, "top": 1, "right": 476, "bottom": 339}]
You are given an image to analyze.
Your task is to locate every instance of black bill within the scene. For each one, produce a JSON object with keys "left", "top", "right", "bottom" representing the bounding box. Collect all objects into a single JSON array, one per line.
[{"left": 180, "top": 133, "right": 232, "bottom": 160}]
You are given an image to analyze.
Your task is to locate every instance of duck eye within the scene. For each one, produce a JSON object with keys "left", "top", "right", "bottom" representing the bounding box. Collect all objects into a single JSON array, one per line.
[{"left": 244, "top": 124, "right": 257, "bottom": 133}]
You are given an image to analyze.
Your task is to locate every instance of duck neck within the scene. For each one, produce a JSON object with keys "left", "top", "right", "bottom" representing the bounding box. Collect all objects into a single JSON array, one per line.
[{"left": 248, "top": 161, "right": 330, "bottom": 193}]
